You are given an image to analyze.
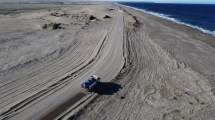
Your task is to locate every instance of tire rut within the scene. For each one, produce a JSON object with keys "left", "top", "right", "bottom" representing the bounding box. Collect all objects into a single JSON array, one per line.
[{"left": 69, "top": 7, "right": 215, "bottom": 120}]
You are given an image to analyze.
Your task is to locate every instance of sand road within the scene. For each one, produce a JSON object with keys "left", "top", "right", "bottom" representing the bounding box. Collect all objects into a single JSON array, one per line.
[
  {"left": 0, "top": 10, "right": 124, "bottom": 120},
  {"left": 69, "top": 6, "right": 215, "bottom": 120}
]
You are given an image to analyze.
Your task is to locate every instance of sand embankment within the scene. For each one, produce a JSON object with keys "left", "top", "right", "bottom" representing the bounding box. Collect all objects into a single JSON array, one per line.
[{"left": 67, "top": 5, "right": 215, "bottom": 120}]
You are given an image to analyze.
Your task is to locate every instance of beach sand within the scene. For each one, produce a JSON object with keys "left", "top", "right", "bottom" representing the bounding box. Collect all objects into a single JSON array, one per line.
[
  {"left": 0, "top": 3, "right": 215, "bottom": 120},
  {"left": 66, "top": 5, "right": 215, "bottom": 120}
]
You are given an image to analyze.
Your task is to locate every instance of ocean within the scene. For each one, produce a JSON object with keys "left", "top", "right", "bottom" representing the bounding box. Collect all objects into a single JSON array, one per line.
[{"left": 119, "top": 2, "right": 215, "bottom": 36}]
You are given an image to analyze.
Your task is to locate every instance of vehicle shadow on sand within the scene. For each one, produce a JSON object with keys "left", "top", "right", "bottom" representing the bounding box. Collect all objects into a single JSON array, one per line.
[{"left": 90, "top": 82, "right": 122, "bottom": 95}]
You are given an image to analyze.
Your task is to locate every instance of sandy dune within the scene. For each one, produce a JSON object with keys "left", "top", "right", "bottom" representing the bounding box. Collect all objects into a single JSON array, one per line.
[
  {"left": 1, "top": 3, "right": 215, "bottom": 120},
  {"left": 0, "top": 4, "right": 124, "bottom": 120}
]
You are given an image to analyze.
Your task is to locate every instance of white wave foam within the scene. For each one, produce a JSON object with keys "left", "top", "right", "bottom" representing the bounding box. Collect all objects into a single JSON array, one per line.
[{"left": 117, "top": 3, "right": 215, "bottom": 36}]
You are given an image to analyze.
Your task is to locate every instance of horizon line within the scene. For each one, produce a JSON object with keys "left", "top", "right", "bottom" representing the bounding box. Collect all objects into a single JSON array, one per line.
[{"left": 0, "top": 1, "right": 215, "bottom": 5}]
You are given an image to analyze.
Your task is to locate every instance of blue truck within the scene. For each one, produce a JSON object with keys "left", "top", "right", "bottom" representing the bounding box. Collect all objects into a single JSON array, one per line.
[{"left": 81, "top": 75, "right": 100, "bottom": 93}]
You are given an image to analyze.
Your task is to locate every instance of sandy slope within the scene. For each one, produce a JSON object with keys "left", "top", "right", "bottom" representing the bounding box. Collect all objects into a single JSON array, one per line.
[
  {"left": 0, "top": 4, "right": 124, "bottom": 120},
  {"left": 68, "top": 5, "right": 215, "bottom": 120}
]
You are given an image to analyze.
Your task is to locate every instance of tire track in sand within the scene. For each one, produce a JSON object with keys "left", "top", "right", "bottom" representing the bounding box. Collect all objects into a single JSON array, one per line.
[
  {"left": 2, "top": 10, "right": 124, "bottom": 120},
  {"left": 0, "top": 30, "right": 108, "bottom": 120},
  {"left": 68, "top": 7, "right": 215, "bottom": 120}
]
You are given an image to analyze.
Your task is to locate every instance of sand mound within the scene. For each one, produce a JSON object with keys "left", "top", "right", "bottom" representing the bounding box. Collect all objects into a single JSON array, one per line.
[
  {"left": 50, "top": 12, "right": 98, "bottom": 22},
  {"left": 103, "top": 15, "right": 111, "bottom": 19},
  {"left": 89, "top": 15, "right": 97, "bottom": 20},
  {"left": 108, "top": 8, "right": 115, "bottom": 11},
  {"left": 42, "top": 23, "right": 64, "bottom": 30},
  {"left": 50, "top": 12, "right": 71, "bottom": 17},
  {"left": 70, "top": 13, "right": 98, "bottom": 22}
]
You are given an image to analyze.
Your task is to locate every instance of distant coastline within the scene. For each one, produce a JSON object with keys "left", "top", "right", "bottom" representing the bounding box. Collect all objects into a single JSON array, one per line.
[{"left": 117, "top": 2, "right": 215, "bottom": 36}]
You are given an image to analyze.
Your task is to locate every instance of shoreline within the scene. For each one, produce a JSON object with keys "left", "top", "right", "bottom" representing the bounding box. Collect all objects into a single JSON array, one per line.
[
  {"left": 117, "top": 3, "right": 215, "bottom": 36},
  {"left": 67, "top": 4, "right": 215, "bottom": 120},
  {"left": 119, "top": 4, "right": 215, "bottom": 49}
]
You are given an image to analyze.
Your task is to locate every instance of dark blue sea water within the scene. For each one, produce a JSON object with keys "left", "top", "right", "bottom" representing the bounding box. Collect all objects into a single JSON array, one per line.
[{"left": 119, "top": 2, "right": 215, "bottom": 35}]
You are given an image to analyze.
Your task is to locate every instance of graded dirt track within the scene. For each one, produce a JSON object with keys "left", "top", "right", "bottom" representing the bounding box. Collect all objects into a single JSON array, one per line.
[
  {"left": 66, "top": 5, "right": 215, "bottom": 120},
  {"left": 0, "top": 5, "right": 124, "bottom": 120}
]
